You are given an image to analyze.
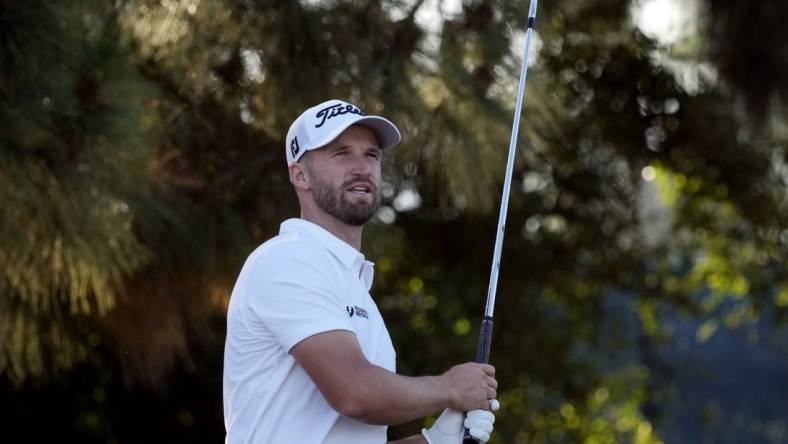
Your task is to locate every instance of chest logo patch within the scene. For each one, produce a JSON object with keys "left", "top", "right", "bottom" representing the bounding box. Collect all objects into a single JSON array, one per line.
[{"left": 346, "top": 305, "right": 369, "bottom": 319}]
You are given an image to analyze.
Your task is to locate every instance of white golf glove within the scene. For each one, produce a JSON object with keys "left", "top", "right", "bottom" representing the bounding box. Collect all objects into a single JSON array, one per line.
[{"left": 421, "top": 400, "right": 500, "bottom": 444}]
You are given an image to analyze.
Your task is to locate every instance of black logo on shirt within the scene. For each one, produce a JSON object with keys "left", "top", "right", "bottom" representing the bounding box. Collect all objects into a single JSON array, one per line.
[{"left": 346, "top": 305, "right": 369, "bottom": 319}]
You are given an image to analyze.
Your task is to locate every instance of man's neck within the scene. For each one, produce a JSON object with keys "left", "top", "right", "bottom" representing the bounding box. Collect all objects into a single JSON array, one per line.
[{"left": 300, "top": 211, "right": 364, "bottom": 251}]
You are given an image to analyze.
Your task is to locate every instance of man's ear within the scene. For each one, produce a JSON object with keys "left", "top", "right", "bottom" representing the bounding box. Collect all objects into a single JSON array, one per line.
[{"left": 289, "top": 162, "right": 311, "bottom": 191}]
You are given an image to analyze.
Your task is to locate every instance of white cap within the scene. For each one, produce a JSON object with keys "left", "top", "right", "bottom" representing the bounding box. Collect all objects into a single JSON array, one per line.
[{"left": 285, "top": 99, "right": 401, "bottom": 165}]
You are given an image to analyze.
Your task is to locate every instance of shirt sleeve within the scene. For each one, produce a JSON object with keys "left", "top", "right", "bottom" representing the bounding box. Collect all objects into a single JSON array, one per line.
[{"left": 243, "top": 241, "right": 354, "bottom": 353}]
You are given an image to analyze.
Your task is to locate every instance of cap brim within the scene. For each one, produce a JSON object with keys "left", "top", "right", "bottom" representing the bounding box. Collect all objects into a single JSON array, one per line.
[
  {"left": 310, "top": 115, "right": 401, "bottom": 153},
  {"left": 352, "top": 116, "right": 401, "bottom": 150}
]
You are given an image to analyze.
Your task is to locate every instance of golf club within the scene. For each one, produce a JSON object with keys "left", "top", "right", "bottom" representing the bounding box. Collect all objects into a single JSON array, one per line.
[{"left": 463, "top": 0, "right": 538, "bottom": 442}]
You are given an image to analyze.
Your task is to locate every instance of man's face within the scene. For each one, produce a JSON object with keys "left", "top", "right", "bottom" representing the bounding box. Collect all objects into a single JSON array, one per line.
[{"left": 302, "top": 125, "right": 382, "bottom": 226}]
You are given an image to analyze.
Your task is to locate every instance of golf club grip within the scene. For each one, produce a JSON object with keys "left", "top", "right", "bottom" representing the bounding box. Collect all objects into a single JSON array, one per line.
[
  {"left": 462, "top": 316, "right": 494, "bottom": 444},
  {"left": 474, "top": 316, "right": 494, "bottom": 364}
]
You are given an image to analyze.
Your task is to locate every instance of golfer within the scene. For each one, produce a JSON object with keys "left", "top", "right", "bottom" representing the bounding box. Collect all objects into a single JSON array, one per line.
[{"left": 223, "top": 99, "right": 499, "bottom": 444}]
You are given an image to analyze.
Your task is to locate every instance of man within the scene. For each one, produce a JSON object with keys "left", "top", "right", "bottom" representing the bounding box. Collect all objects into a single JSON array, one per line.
[{"left": 223, "top": 99, "right": 499, "bottom": 444}]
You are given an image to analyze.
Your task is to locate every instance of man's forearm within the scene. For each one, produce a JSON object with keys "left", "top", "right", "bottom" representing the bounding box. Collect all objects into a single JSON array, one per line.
[
  {"left": 345, "top": 364, "right": 452, "bottom": 425},
  {"left": 291, "top": 330, "right": 495, "bottom": 426}
]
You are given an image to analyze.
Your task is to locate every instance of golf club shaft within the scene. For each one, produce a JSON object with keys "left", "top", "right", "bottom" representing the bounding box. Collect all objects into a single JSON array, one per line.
[{"left": 464, "top": 0, "right": 538, "bottom": 442}]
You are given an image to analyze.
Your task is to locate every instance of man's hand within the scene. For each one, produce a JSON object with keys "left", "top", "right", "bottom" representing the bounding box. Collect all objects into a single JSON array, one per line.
[
  {"left": 421, "top": 400, "right": 500, "bottom": 444},
  {"left": 441, "top": 363, "right": 497, "bottom": 412}
]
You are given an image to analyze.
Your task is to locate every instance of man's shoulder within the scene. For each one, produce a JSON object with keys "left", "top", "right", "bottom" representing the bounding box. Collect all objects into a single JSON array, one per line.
[
  {"left": 235, "top": 231, "right": 342, "bottom": 298},
  {"left": 246, "top": 230, "right": 334, "bottom": 271}
]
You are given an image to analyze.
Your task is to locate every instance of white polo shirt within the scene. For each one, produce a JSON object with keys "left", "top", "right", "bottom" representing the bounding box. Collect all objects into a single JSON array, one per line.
[{"left": 223, "top": 218, "right": 397, "bottom": 444}]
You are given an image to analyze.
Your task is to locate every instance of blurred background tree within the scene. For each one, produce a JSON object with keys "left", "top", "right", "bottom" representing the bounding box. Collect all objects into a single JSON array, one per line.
[{"left": 0, "top": 0, "right": 785, "bottom": 442}]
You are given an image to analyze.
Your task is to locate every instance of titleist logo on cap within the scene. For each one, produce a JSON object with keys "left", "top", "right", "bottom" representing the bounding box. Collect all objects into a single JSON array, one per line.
[{"left": 314, "top": 103, "right": 366, "bottom": 128}]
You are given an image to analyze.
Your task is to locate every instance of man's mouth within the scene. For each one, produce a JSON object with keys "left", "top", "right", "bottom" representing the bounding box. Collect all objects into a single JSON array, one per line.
[{"left": 346, "top": 182, "right": 374, "bottom": 195}]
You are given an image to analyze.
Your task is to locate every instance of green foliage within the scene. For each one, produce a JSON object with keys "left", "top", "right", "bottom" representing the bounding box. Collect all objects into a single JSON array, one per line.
[
  {"left": 1, "top": 0, "right": 152, "bottom": 382},
  {"left": 0, "top": 0, "right": 211, "bottom": 384},
  {"left": 1, "top": 0, "right": 786, "bottom": 442}
]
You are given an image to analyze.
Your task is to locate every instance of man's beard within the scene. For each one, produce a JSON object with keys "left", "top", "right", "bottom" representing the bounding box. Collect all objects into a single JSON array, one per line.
[{"left": 310, "top": 173, "right": 380, "bottom": 226}]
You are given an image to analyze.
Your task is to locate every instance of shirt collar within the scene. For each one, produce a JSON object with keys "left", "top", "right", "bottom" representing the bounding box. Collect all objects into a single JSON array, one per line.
[{"left": 280, "top": 218, "right": 375, "bottom": 289}]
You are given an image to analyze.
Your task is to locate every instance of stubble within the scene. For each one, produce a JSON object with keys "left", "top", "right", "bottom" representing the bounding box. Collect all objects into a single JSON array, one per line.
[{"left": 307, "top": 165, "right": 381, "bottom": 226}]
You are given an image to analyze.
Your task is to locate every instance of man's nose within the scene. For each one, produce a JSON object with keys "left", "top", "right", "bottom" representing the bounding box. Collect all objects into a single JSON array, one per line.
[{"left": 349, "top": 153, "right": 372, "bottom": 176}]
